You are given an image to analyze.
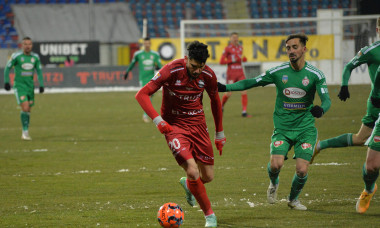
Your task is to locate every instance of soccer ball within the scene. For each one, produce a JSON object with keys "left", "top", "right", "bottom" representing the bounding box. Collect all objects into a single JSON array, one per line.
[{"left": 157, "top": 202, "right": 184, "bottom": 228}]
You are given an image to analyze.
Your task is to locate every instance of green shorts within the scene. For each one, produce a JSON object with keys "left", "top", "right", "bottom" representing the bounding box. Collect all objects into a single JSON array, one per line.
[
  {"left": 362, "top": 98, "right": 380, "bottom": 128},
  {"left": 14, "top": 86, "right": 35, "bottom": 107},
  {"left": 270, "top": 127, "right": 318, "bottom": 162},
  {"left": 366, "top": 114, "right": 380, "bottom": 151}
]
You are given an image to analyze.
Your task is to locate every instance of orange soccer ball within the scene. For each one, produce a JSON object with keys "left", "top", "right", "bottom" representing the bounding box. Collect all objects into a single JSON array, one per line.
[{"left": 157, "top": 202, "right": 184, "bottom": 228}]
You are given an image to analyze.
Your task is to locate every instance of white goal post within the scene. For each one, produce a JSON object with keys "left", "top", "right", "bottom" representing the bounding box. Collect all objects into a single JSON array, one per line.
[{"left": 180, "top": 12, "right": 379, "bottom": 85}]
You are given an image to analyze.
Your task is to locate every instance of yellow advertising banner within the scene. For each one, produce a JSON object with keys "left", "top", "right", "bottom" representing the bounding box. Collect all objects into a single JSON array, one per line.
[{"left": 150, "top": 35, "right": 334, "bottom": 64}]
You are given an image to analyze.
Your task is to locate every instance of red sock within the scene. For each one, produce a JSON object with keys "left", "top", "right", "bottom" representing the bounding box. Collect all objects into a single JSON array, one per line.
[
  {"left": 187, "top": 177, "right": 213, "bottom": 216},
  {"left": 242, "top": 94, "right": 248, "bottom": 112},
  {"left": 221, "top": 94, "right": 229, "bottom": 107}
]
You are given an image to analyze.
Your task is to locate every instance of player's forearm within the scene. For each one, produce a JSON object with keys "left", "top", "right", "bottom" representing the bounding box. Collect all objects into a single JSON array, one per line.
[
  {"left": 341, "top": 62, "right": 356, "bottom": 86},
  {"left": 135, "top": 84, "right": 160, "bottom": 120},
  {"left": 320, "top": 92, "right": 331, "bottom": 113},
  {"left": 4, "top": 67, "right": 10, "bottom": 83},
  {"left": 226, "top": 78, "right": 258, "bottom": 91},
  {"left": 126, "top": 60, "right": 136, "bottom": 73},
  {"left": 210, "top": 94, "right": 223, "bottom": 132},
  {"left": 36, "top": 69, "right": 44, "bottom": 87}
]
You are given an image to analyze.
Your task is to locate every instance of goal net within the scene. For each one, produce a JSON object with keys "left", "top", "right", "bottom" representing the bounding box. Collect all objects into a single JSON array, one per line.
[{"left": 179, "top": 10, "right": 379, "bottom": 85}]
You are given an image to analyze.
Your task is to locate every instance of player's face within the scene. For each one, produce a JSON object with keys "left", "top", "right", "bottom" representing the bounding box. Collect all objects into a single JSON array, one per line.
[
  {"left": 143, "top": 40, "right": 151, "bottom": 51},
  {"left": 230, "top": 34, "right": 239, "bottom": 46},
  {"left": 185, "top": 56, "right": 205, "bottom": 78},
  {"left": 286, "top": 38, "right": 306, "bottom": 63},
  {"left": 22, "top": 39, "right": 33, "bottom": 54}
]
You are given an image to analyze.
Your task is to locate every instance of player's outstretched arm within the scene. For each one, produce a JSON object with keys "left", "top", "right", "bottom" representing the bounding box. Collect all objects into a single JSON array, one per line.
[{"left": 135, "top": 83, "right": 173, "bottom": 134}]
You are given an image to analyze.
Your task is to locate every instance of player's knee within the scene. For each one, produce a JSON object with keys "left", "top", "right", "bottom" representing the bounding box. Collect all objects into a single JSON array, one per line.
[
  {"left": 366, "top": 162, "right": 380, "bottom": 173},
  {"left": 201, "top": 174, "right": 214, "bottom": 183},
  {"left": 186, "top": 167, "right": 200, "bottom": 180},
  {"left": 295, "top": 168, "right": 308, "bottom": 177}
]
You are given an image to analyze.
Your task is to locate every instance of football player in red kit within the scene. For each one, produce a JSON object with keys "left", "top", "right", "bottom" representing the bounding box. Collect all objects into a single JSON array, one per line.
[
  {"left": 219, "top": 32, "right": 251, "bottom": 117},
  {"left": 135, "top": 41, "right": 226, "bottom": 227}
]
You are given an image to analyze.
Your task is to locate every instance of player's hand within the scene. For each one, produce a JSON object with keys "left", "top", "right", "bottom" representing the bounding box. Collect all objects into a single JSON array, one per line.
[
  {"left": 123, "top": 72, "right": 129, "bottom": 80},
  {"left": 310, "top": 105, "right": 324, "bottom": 118},
  {"left": 338, "top": 85, "right": 350, "bottom": 101},
  {"left": 153, "top": 116, "right": 173, "bottom": 134},
  {"left": 217, "top": 82, "right": 226, "bottom": 92},
  {"left": 4, "top": 83, "right": 11, "bottom": 91},
  {"left": 371, "top": 96, "right": 380, "bottom": 108},
  {"left": 215, "top": 131, "right": 226, "bottom": 156}
]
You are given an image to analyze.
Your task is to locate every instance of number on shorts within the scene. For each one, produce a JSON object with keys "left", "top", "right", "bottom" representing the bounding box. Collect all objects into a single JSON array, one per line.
[{"left": 168, "top": 138, "right": 181, "bottom": 152}]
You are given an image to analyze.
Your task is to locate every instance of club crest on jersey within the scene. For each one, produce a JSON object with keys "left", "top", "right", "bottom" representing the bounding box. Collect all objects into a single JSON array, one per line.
[
  {"left": 31, "top": 58, "right": 35, "bottom": 63},
  {"left": 373, "top": 136, "right": 380, "bottom": 143},
  {"left": 273, "top": 141, "right": 284, "bottom": 147},
  {"left": 198, "top": 80, "right": 205, "bottom": 88},
  {"left": 21, "top": 57, "right": 24, "bottom": 62},
  {"left": 282, "top": 75, "right": 288, "bottom": 84},
  {"left": 152, "top": 72, "right": 161, "bottom": 80},
  {"left": 20, "top": 96, "right": 26, "bottom": 100},
  {"left": 175, "top": 80, "right": 182, "bottom": 86},
  {"left": 302, "top": 76, "right": 309, "bottom": 86},
  {"left": 301, "top": 143, "right": 312, "bottom": 149}
]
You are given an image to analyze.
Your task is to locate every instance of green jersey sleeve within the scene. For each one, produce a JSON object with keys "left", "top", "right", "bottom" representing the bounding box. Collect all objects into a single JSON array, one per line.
[
  {"left": 226, "top": 71, "right": 274, "bottom": 91},
  {"left": 126, "top": 51, "right": 139, "bottom": 73},
  {"left": 3, "top": 53, "right": 17, "bottom": 84},
  {"left": 33, "top": 53, "right": 44, "bottom": 87},
  {"left": 342, "top": 41, "right": 380, "bottom": 86}
]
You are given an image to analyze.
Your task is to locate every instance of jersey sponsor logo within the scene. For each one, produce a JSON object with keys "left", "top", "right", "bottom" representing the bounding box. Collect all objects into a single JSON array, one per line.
[
  {"left": 273, "top": 140, "right": 283, "bottom": 147},
  {"left": 373, "top": 136, "right": 380, "bottom": 143},
  {"left": 142, "top": 59, "right": 154, "bottom": 66},
  {"left": 152, "top": 72, "right": 161, "bottom": 80},
  {"left": 171, "top": 108, "right": 204, "bottom": 115},
  {"left": 198, "top": 80, "right": 205, "bottom": 88},
  {"left": 21, "top": 71, "right": 33, "bottom": 76},
  {"left": 283, "top": 87, "right": 306, "bottom": 98},
  {"left": 282, "top": 75, "right": 288, "bottom": 84},
  {"left": 301, "top": 143, "right": 312, "bottom": 149},
  {"left": 283, "top": 102, "right": 306, "bottom": 110},
  {"left": 302, "top": 76, "right": 309, "bottom": 86},
  {"left": 21, "top": 63, "right": 34, "bottom": 70}
]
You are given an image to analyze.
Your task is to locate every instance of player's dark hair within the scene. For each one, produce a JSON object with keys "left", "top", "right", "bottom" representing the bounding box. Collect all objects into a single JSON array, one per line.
[
  {"left": 23, "top": 36, "right": 32, "bottom": 41},
  {"left": 187, "top": 41, "right": 210, "bottom": 63},
  {"left": 286, "top": 33, "right": 308, "bottom": 46},
  {"left": 143, "top": 37, "right": 150, "bottom": 41},
  {"left": 230, "top": 32, "right": 238, "bottom": 37}
]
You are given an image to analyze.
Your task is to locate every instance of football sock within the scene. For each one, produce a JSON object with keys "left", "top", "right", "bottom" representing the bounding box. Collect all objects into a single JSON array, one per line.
[
  {"left": 242, "top": 94, "right": 248, "bottom": 112},
  {"left": 289, "top": 173, "right": 308, "bottom": 201},
  {"left": 221, "top": 94, "right": 229, "bottom": 107},
  {"left": 20, "top": 111, "right": 30, "bottom": 131},
  {"left": 267, "top": 162, "right": 280, "bottom": 185},
  {"left": 187, "top": 177, "right": 213, "bottom": 216},
  {"left": 319, "top": 133, "right": 353, "bottom": 150},
  {"left": 362, "top": 163, "right": 379, "bottom": 193}
]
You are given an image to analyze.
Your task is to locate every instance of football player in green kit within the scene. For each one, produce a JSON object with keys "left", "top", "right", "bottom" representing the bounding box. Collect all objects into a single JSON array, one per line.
[
  {"left": 124, "top": 37, "right": 162, "bottom": 123},
  {"left": 4, "top": 36, "right": 44, "bottom": 141},
  {"left": 218, "top": 33, "right": 331, "bottom": 210},
  {"left": 311, "top": 17, "right": 380, "bottom": 164},
  {"left": 356, "top": 66, "right": 380, "bottom": 213}
]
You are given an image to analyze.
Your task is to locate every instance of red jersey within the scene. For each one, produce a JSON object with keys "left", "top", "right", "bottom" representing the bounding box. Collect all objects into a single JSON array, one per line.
[
  {"left": 139, "top": 59, "right": 222, "bottom": 128},
  {"left": 219, "top": 44, "right": 247, "bottom": 76}
]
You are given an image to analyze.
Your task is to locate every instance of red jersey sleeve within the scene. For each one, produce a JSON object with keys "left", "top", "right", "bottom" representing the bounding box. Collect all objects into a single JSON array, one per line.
[
  {"left": 135, "top": 69, "right": 170, "bottom": 120},
  {"left": 219, "top": 47, "right": 231, "bottom": 65},
  {"left": 204, "top": 68, "right": 223, "bottom": 132}
]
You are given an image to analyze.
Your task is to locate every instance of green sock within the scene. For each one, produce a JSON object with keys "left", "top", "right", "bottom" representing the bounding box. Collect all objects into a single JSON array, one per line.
[
  {"left": 289, "top": 173, "right": 308, "bottom": 201},
  {"left": 320, "top": 133, "right": 353, "bottom": 150},
  {"left": 362, "top": 163, "right": 379, "bottom": 193},
  {"left": 267, "top": 162, "right": 279, "bottom": 185},
  {"left": 20, "top": 111, "right": 30, "bottom": 131}
]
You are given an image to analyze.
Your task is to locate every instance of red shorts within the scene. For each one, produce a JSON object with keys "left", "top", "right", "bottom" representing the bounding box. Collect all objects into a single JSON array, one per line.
[
  {"left": 164, "top": 122, "right": 214, "bottom": 165},
  {"left": 226, "top": 70, "right": 246, "bottom": 84}
]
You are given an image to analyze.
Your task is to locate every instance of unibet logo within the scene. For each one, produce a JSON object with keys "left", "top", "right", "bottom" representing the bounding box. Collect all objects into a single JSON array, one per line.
[
  {"left": 21, "top": 63, "right": 34, "bottom": 70},
  {"left": 283, "top": 87, "right": 306, "bottom": 98}
]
